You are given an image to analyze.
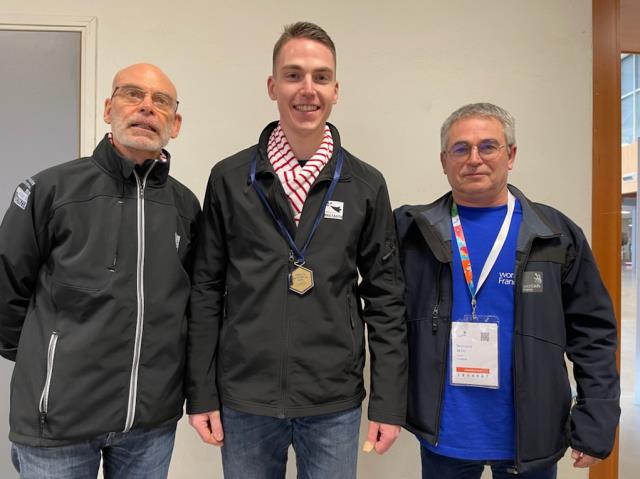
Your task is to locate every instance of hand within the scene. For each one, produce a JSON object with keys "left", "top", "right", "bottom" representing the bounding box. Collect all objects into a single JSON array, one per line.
[
  {"left": 188, "top": 410, "right": 224, "bottom": 446},
  {"left": 571, "top": 449, "right": 602, "bottom": 468},
  {"left": 361, "top": 421, "right": 401, "bottom": 455}
]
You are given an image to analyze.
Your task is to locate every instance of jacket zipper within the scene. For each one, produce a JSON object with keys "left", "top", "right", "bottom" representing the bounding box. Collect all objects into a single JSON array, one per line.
[
  {"left": 38, "top": 331, "right": 59, "bottom": 434},
  {"left": 268, "top": 162, "right": 333, "bottom": 418},
  {"left": 258, "top": 169, "right": 292, "bottom": 419},
  {"left": 511, "top": 230, "right": 561, "bottom": 472},
  {"left": 509, "top": 241, "right": 536, "bottom": 475},
  {"left": 433, "top": 262, "right": 452, "bottom": 446},
  {"left": 279, "top": 250, "right": 292, "bottom": 418},
  {"left": 431, "top": 263, "right": 443, "bottom": 334},
  {"left": 124, "top": 161, "right": 156, "bottom": 432}
]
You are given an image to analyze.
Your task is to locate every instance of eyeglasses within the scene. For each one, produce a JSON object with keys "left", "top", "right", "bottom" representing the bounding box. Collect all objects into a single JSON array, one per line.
[
  {"left": 445, "top": 141, "right": 508, "bottom": 160},
  {"left": 111, "top": 85, "right": 179, "bottom": 113}
]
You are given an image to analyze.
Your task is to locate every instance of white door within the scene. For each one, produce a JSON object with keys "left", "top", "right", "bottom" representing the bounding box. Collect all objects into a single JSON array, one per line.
[{"left": 0, "top": 28, "right": 81, "bottom": 478}]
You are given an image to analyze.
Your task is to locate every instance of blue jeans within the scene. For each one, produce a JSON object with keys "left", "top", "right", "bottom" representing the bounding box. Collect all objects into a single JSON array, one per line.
[
  {"left": 221, "top": 406, "right": 361, "bottom": 479},
  {"left": 421, "top": 446, "right": 557, "bottom": 479},
  {"left": 11, "top": 424, "right": 176, "bottom": 479}
]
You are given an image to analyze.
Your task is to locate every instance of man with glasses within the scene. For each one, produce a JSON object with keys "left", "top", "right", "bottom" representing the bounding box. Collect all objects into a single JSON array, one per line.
[
  {"left": 395, "top": 103, "right": 619, "bottom": 478},
  {"left": 186, "top": 22, "right": 407, "bottom": 478},
  {"left": 0, "top": 63, "right": 200, "bottom": 478}
]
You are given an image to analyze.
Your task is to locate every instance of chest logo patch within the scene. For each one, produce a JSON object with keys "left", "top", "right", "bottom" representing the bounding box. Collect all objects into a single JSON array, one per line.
[
  {"left": 324, "top": 201, "right": 344, "bottom": 220},
  {"left": 522, "top": 271, "right": 543, "bottom": 293}
]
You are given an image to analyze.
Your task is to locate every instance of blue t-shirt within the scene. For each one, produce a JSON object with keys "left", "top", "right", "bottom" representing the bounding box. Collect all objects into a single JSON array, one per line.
[{"left": 421, "top": 200, "right": 522, "bottom": 460}]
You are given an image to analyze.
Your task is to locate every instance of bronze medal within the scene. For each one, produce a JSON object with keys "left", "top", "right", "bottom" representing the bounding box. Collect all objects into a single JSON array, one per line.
[{"left": 289, "top": 265, "right": 314, "bottom": 295}]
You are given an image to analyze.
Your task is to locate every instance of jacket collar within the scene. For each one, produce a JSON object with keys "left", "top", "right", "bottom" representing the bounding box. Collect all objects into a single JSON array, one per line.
[
  {"left": 92, "top": 133, "right": 171, "bottom": 186},
  {"left": 507, "top": 185, "right": 561, "bottom": 249},
  {"left": 406, "top": 184, "right": 560, "bottom": 261},
  {"left": 254, "top": 121, "right": 352, "bottom": 182}
]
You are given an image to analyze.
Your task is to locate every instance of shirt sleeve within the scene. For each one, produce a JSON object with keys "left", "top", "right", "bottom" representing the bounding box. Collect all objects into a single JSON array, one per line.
[{"left": 0, "top": 178, "right": 51, "bottom": 361}]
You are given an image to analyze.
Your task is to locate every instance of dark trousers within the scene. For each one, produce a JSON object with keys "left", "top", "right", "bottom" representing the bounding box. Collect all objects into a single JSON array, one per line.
[{"left": 420, "top": 446, "right": 557, "bottom": 479}]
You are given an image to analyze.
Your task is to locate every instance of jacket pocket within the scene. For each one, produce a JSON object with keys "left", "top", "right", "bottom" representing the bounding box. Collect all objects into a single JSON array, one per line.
[
  {"left": 346, "top": 294, "right": 356, "bottom": 363},
  {"left": 38, "top": 331, "right": 59, "bottom": 433},
  {"left": 105, "top": 200, "right": 124, "bottom": 272},
  {"left": 49, "top": 198, "right": 123, "bottom": 290}
]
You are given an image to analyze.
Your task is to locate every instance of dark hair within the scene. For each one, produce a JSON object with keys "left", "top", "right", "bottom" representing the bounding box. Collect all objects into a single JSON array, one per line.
[{"left": 272, "top": 22, "right": 336, "bottom": 70}]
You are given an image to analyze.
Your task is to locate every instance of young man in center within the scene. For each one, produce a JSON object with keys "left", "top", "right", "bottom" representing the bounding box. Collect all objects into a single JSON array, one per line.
[{"left": 186, "top": 22, "right": 407, "bottom": 478}]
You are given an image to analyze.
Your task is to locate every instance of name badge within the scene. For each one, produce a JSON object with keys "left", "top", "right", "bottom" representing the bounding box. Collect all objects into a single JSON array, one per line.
[{"left": 450, "top": 315, "right": 499, "bottom": 389}]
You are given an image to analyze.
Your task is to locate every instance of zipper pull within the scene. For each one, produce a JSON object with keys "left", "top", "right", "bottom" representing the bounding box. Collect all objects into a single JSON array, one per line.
[
  {"left": 39, "top": 411, "right": 46, "bottom": 433},
  {"left": 382, "top": 244, "right": 396, "bottom": 261},
  {"left": 107, "top": 254, "right": 117, "bottom": 272},
  {"left": 431, "top": 304, "right": 439, "bottom": 333},
  {"left": 348, "top": 296, "right": 355, "bottom": 328}
]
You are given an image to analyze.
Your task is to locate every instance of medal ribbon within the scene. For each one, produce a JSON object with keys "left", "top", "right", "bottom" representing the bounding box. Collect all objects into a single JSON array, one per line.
[
  {"left": 250, "top": 149, "right": 344, "bottom": 265},
  {"left": 451, "top": 191, "right": 516, "bottom": 319}
]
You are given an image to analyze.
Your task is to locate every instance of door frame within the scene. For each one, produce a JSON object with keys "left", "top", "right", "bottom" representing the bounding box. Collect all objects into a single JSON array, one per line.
[
  {"left": 0, "top": 15, "right": 97, "bottom": 156},
  {"left": 591, "top": 0, "right": 640, "bottom": 477}
]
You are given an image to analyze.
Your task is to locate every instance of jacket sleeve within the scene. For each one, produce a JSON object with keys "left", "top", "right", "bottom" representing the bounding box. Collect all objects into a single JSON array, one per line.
[
  {"left": 0, "top": 180, "right": 50, "bottom": 361},
  {"left": 357, "top": 174, "right": 408, "bottom": 425},
  {"left": 185, "top": 173, "right": 227, "bottom": 414},
  {"left": 562, "top": 224, "right": 620, "bottom": 459}
]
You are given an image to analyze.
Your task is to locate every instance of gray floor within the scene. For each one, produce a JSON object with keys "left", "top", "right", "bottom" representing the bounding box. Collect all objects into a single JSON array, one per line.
[{"left": 618, "top": 268, "right": 639, "bottom": 479}]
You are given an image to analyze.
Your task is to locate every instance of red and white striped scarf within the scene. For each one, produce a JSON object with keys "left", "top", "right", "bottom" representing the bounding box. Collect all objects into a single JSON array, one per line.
[{"left": 267, "top": 124, "right": 333, "bottom": 225}]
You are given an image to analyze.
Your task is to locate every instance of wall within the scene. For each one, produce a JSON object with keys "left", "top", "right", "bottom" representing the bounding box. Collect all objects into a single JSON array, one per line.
[{"left": 0, "top": 1, "right": 593, "bottom": 478}]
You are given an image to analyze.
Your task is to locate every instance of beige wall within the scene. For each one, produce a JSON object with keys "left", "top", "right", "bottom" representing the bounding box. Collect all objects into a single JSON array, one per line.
[{"left": 0, "top": 1, "right": 593, "bottom": 478}]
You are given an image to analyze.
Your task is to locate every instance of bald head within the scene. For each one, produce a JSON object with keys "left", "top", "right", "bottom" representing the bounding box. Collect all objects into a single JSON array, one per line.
[{"left": 111, "top": 63, "right": 178, "bottom": 99}]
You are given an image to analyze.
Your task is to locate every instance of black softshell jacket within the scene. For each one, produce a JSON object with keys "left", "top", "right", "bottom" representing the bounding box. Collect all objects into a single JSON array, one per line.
[
  {"left": 394, "top": 185, "right": 619, "bottom": 474},
  {"left": 187, "top": 122, "right": 407, "bottom": 424},
  {"left": 0, "top": 136, "right": 200, "bottom": 446}
]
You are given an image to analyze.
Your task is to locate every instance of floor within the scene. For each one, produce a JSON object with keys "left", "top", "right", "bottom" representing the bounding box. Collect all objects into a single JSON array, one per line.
[{"left": 617, "top": 268, "right": 639, "bottom": 479}]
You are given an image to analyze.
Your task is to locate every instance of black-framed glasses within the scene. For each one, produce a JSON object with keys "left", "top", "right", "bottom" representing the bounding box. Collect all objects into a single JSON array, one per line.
[
  {"left": 445, "top": 141, "right": 508, "bottom": 160},
  {"left": 111, "top": 85, "right": 179, "bottom": 113}
]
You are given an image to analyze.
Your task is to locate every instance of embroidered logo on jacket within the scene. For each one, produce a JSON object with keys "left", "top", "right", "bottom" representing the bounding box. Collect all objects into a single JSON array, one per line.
[
  {"left": 522, "top": 271, "right": 543, "bottom": 293},
  {"left": 324, "top": 201, "right": 344, "bottom": 220},
  {"left": 175, "top": 233, "right": 181, "bottom": 250},
  {"left": 13, "top": 178, "right": 35, "bottom": 210}
]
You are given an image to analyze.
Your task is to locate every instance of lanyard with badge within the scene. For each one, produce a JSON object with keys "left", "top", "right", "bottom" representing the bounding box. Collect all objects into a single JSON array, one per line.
[
  {"left": 249, "top": 149, "right": 344, "bottom": 295},
  {"left": 449, "top": 191, "right": 515, "bottom": 389}
]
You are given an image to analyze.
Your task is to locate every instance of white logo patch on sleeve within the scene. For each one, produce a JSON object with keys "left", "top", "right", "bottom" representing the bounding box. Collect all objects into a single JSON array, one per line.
[
  {"left": 13, "top": 178, "right": 35, "bottom": 210},
  {"left": 175, "top": 233, "right": 181, "bottom": 250},
  {"left": 324, "top": 201, "right": 344, "bottom": 220}
]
